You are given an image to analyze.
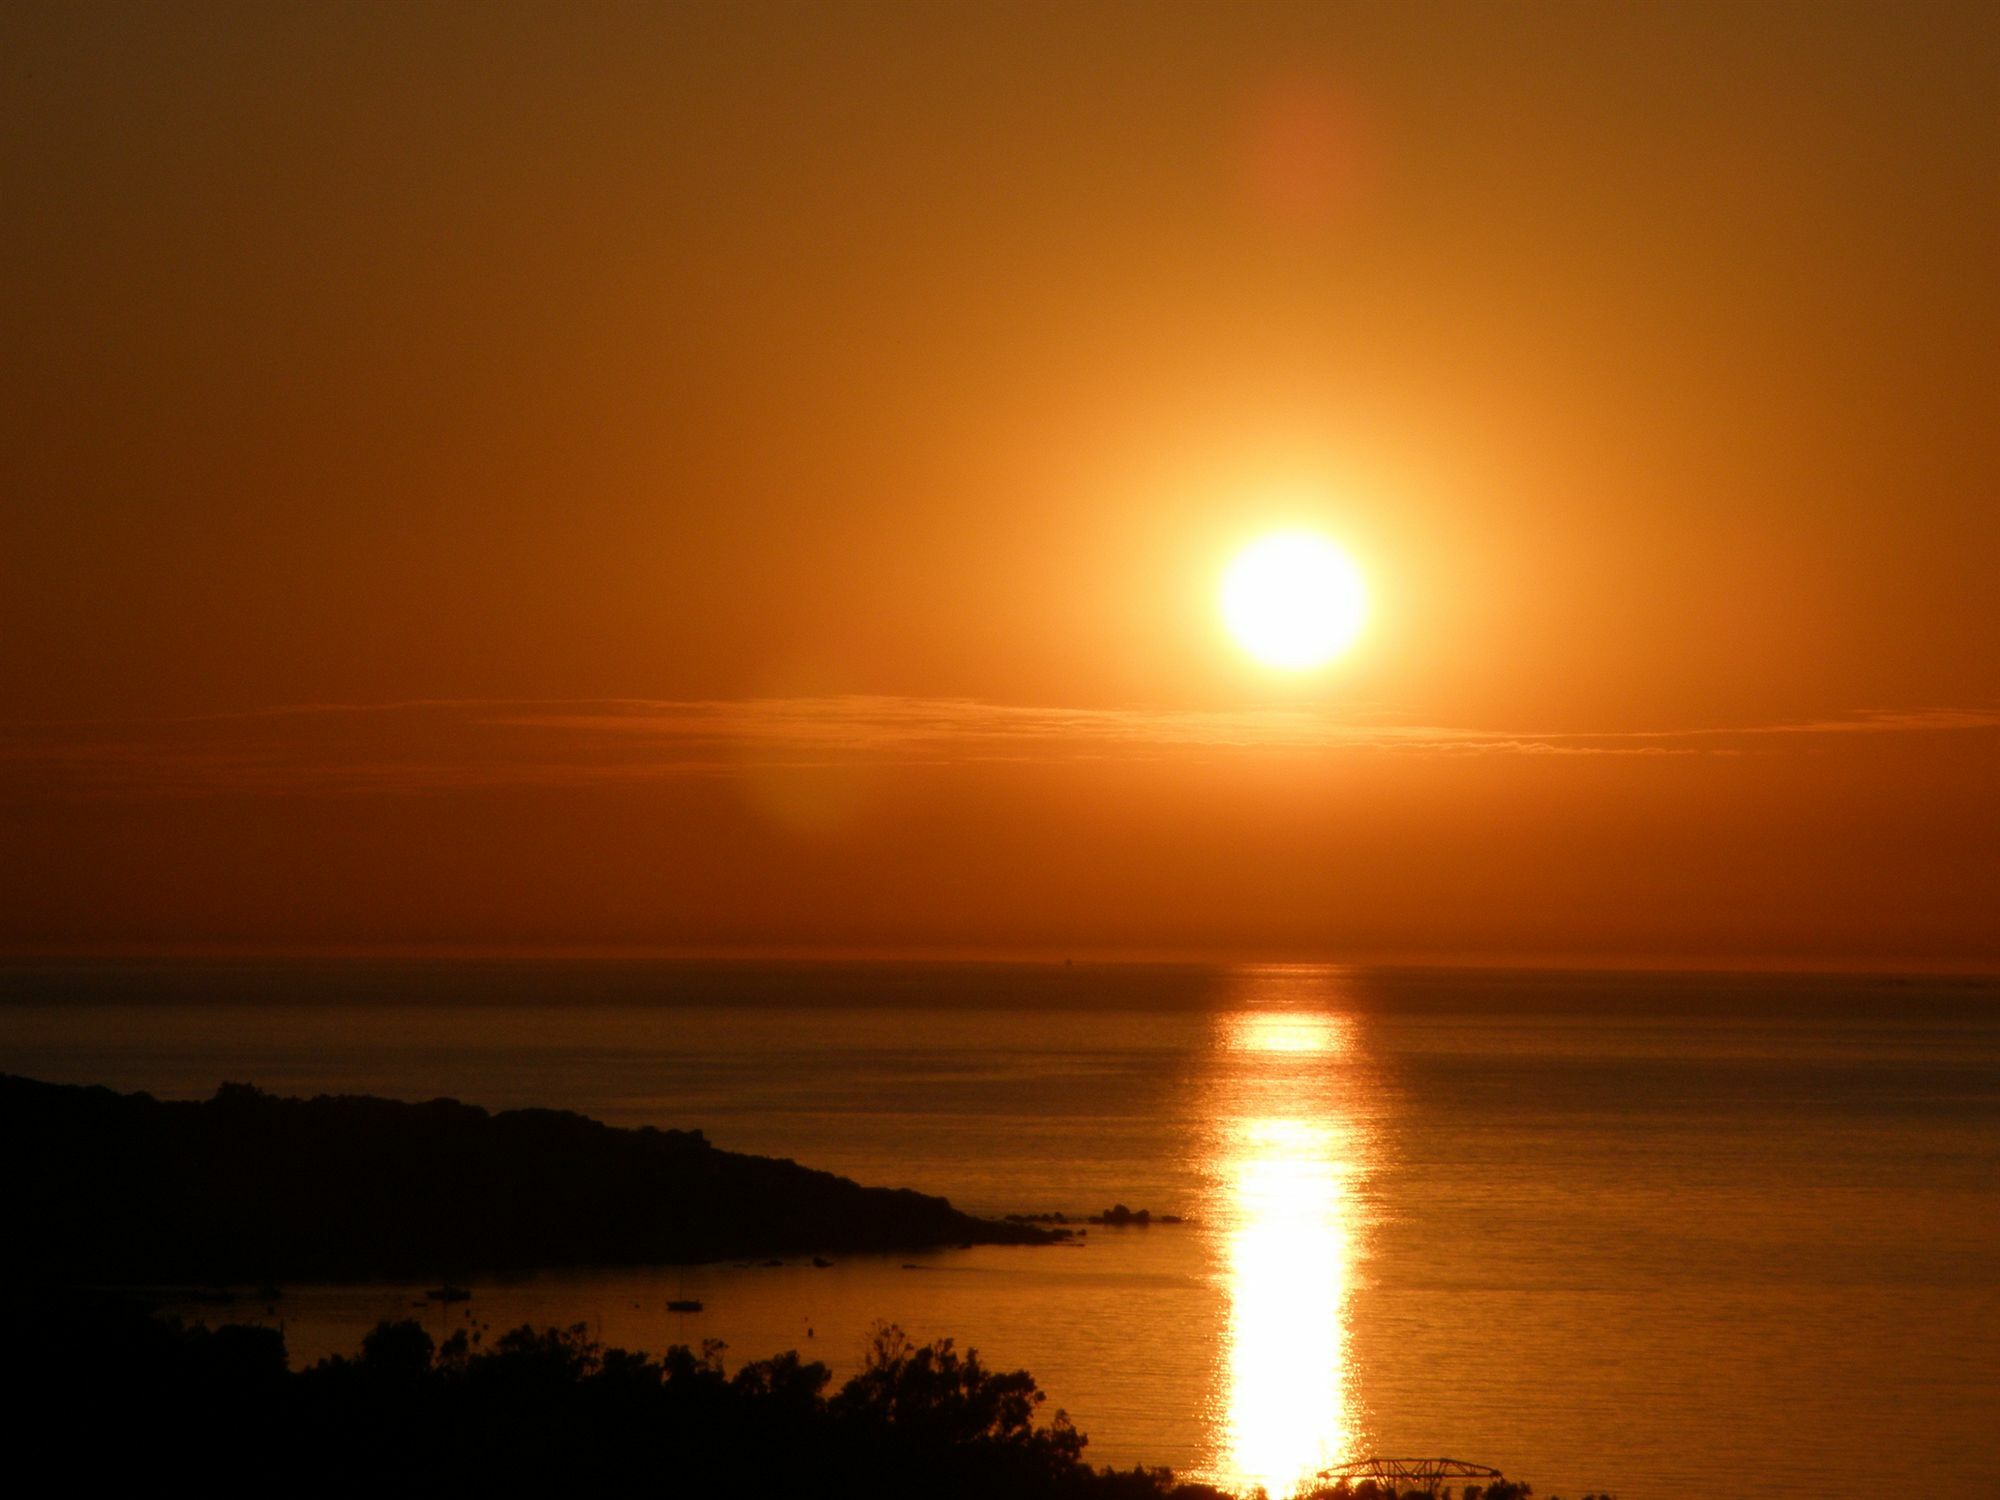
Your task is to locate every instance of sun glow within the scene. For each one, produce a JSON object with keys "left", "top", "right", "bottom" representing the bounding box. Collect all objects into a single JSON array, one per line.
[{"left": 1221, "top": 531, "right": 1368, "bottom": 669}]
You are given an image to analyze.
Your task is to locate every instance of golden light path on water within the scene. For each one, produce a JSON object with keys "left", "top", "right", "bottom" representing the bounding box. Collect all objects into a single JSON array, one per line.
[{"left": 1202, "top": 976, "right": 1376, "bottom": 1497}]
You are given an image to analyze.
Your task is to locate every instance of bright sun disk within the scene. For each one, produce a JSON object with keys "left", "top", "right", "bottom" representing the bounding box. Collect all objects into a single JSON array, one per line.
[{"left": 1221, "top": 531, "right": 1368, "bottom": 669}]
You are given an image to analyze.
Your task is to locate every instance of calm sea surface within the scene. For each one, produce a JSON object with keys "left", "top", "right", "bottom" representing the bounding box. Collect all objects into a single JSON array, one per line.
[{"left": 3, "top": 960, "right": 1996, "bottom": 1499}]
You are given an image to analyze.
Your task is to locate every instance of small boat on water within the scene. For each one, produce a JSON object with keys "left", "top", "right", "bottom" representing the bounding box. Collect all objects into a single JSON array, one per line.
[
  {"left": 665, "top": 1298, "right": 704, "bottom": 1313},
  {"left": 425, "top": 1285, "right": 472, "bottom": 1303}
]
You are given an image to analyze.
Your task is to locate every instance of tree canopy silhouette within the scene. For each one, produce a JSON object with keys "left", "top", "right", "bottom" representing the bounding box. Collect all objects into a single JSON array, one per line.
[{"left": 4, "top": 1298, "right": 1267, "bottom": 1497}]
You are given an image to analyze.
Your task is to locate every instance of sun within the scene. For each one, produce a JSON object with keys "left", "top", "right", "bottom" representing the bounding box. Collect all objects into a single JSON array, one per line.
[{"left": 1221, "top": 531, "right": 1368, "bottom": 669}]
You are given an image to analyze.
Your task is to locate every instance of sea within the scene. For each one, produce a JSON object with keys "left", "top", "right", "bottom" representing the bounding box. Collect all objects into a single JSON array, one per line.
[{"left": 2, "top": 959, "right": 1995, "bottom": 1500}]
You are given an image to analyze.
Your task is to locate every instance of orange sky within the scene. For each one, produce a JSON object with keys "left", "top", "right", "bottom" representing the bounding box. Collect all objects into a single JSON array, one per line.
[{"left": 3, "top": 2, "right": 1995, "bottom": 967}]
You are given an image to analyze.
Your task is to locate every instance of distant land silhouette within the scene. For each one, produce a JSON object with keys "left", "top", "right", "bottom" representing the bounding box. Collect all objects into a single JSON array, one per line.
[{"left": 1, "top": 1074, "right": 1056, "bottom": 1285}]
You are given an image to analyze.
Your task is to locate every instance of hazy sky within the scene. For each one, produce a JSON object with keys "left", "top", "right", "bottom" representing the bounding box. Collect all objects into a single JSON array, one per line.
[{"left": 4, "top": 1, "right": 1995, "bottom": 965}]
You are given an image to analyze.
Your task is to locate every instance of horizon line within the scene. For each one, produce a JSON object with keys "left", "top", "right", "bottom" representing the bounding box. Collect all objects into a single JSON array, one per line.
[{"left": 1, "top": 940, "right": 1993, "bottom": 982}]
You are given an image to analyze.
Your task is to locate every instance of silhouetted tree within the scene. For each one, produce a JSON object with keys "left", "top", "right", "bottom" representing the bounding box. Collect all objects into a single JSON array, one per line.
[{"left": 0, "top": 1297, "right": 1546, "bottom": 1500}]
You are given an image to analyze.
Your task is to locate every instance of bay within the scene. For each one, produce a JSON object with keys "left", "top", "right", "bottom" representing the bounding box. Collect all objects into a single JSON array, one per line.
[{"left": 2, "top": 959, "right": 1995, "bottom": 1498}]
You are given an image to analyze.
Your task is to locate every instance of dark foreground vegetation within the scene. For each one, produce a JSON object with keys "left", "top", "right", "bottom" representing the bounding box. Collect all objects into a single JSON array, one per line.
[
  {"left": 4, "top": 1298, "right": 1565, "bottom": 1500},
  {"left": 0, "top": 1074, "right": 1053, "bottom": 1282},
  {"left": 6, "top": 1297, "right": 1207, "bottom": 1497}
]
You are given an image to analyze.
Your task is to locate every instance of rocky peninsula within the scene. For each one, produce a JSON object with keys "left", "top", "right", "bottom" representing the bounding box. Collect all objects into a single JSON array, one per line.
[{"left": 1, "top": 1073, "right": 1056, "bottom": 1284}]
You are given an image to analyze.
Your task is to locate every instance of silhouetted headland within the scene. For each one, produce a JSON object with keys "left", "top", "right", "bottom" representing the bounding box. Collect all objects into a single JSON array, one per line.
[{"left": 0, "top": 1074, "right": 1056, "bottom": 1285}]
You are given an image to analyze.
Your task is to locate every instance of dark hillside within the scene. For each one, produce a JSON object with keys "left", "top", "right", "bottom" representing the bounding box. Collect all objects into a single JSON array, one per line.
[{"left": 0, "top": 1074, "right": 1053, "bottom": 1284}]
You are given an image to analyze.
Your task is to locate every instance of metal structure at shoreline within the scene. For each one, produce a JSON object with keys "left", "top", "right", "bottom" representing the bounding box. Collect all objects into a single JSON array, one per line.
[{"left": 1318, "top": 1456, "right": 1506, "bottom": 1494}]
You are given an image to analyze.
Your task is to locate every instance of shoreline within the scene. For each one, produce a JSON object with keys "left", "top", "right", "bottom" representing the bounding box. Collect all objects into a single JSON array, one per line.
[{"left": 2, "top": 1073, "right": 1059, "bottom": 1287}]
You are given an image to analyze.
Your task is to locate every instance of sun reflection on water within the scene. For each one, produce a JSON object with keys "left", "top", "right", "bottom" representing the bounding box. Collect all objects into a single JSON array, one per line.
[{"left": 1203, "top": 976, "right": 1374, "bottom": 1497}]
